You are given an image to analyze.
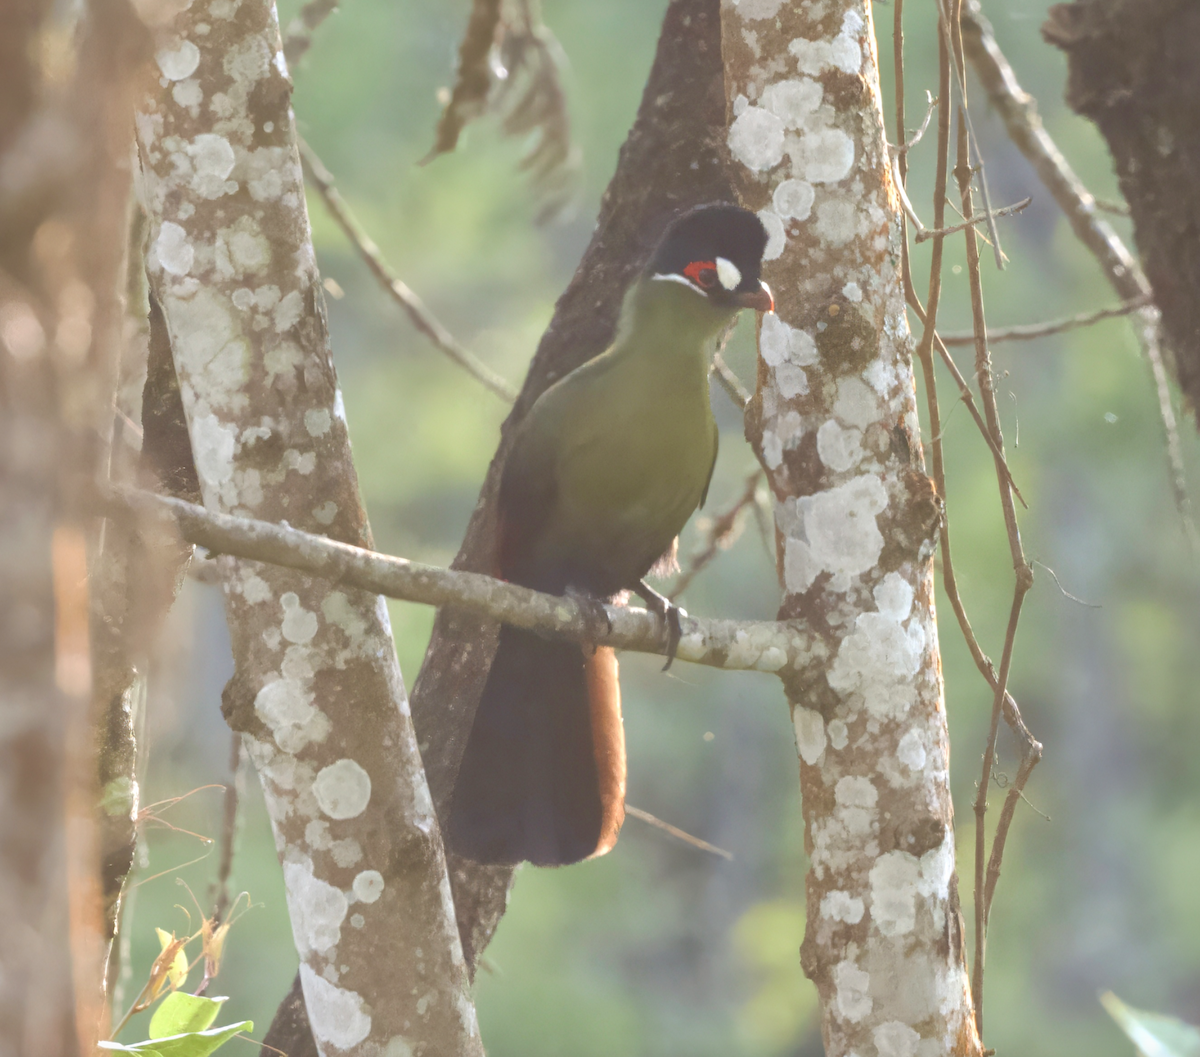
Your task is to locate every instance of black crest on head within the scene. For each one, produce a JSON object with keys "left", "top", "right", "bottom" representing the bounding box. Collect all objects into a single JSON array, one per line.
[{"left": 647, "top": 203, "right": 770, "bottom": 297}]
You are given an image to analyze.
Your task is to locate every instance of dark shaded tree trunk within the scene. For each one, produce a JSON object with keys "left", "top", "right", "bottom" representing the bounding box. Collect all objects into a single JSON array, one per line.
[
  {"left": 1044, "top": 0, "right": 1200, "bottom": 419},
  {"left": 408, "top": 0, "right": 737, "bottom": 973}
]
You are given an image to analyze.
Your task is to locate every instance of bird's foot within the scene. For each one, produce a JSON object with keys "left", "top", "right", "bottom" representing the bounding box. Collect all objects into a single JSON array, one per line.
[
  {"left": 633, "top": 580, "right": 687, "bottom": 672},
  {"left": 565, "top": 585, "right": 612, "bottom": 652}
]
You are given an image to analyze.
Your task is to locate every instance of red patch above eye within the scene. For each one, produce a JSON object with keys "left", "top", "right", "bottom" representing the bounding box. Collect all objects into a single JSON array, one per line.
[{"left": 683, "top": 259, "right": 718, "bottom": 288}]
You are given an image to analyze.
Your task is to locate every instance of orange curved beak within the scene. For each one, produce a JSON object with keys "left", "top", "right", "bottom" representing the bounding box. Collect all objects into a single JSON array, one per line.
[{"left": 737, "top": 281, "right": 774, "bottom": 313}]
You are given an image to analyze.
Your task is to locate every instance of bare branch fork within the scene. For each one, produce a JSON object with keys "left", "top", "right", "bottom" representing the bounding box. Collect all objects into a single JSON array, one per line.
[
  {"left": 913, "top": 196, "right": 1031, "bottom": 243},
  {"left": 99, "top": 485, "right": 814, "bottom": 673},
  {"left": 894, "top": 154, "right": 1030, "bottom": 244}
]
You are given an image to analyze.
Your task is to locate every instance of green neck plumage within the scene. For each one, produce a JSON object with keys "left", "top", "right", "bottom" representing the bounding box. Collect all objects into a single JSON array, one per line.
[{"left": 612, "top": 275, "right": 739, "bottom": 358}]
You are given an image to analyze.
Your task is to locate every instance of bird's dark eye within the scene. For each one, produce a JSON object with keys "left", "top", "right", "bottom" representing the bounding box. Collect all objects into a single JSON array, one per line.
[{"left": 683, "top": 259, "right": 719, "bottom": 290}]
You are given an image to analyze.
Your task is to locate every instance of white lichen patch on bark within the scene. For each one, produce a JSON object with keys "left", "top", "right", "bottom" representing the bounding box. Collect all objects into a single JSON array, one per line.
[
  {"left": 137, "top": 2, "right": 480, "bottom": 1053},
  {"left": 721, "top": 1, "right": 980, "bottom": 1053},
  {"left": 313, "top": 758, "right": 372, "bottom": 820}
]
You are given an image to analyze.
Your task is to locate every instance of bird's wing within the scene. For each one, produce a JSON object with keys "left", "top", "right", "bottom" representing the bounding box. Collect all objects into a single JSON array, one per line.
[
  {"left": 699, "top": 425, "right": 719, "bottom": 509},
  {"left": 494, "top": 411, "right": 561, "bottom": 582}
]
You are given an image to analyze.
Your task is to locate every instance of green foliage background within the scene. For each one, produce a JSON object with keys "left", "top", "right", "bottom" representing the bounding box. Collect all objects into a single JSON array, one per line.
[{"left": 117, "top": 1, "right": 1200, "bottom": 1054}]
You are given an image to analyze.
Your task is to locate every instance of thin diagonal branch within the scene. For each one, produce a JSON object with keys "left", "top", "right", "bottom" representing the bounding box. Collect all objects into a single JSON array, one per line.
[
  {"left": 913, "top": 196, "right": 1030, "bottom": 243},
  {"left": 98, "top": 485, "right": 816, "bottom": 674},
  {"left": 669, "top": 469, "right": 764, "bottom": 601},
  {"left": 298, "top": 138, "right": 518, "bottom": 403},
  {"left": 1093, "top": 197, "right": 1129, "bottom": 217},
  {"left": 210, "top": 734, "right": 241, "bottom": 928},
  {"left": 711, "top": 351, "right": 751, "bottom": 409},
  {"left": 961, "top": 0, "right": 1196, "bottom": 550},
  {"left": 281, "top": 0, "right": 339, "bottom": 67},
  {"left": 939, "top": 295, "right": 1151, "bottom": 346},
  {"left": 624, "top": 805, "right": 733, "bottom": 861}
]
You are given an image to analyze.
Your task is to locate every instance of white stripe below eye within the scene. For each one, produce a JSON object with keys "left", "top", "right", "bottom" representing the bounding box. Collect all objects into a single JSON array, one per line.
[
  {"left": 716, "top": 257, "right": 741, "bottom": 291},
  {"left": 652, "top": 272, "right": 705, "bottom": 295}
]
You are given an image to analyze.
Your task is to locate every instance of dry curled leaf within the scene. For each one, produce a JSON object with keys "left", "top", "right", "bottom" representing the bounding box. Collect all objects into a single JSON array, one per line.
[{"left": 425, "top": 0, "right": 577, "bottom": 222}]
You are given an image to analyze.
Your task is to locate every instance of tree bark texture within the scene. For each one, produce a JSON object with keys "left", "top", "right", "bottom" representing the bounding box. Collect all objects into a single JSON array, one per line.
[
  {"left": 94, "top": 272, "right": 203, "bottom": 1000},
  {"left": 1, "top": 0, "right": 150, "bottom": 1049},
  {"left": 408, "top": 0, "right": 737, "bottom": 973},
  {"left": 720, "top": 2, "right": 982, "bottom": 1054},
  {"left": 134, "top": 3, "right": 482, "bottom": 1053},
  {"left": 1043, "top": 0, "right": 1200, "bottom": 419}
]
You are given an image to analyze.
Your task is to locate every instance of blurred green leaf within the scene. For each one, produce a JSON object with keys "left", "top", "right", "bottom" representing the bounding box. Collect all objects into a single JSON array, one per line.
[
  {"left": 1102, "top": 992, "right": 1200, "bottom": 1057},
  {"left": 148, "top": 993, "right": 225, "bottom": 1039},
  {"left": 100, "top": 1020, "right": 253, "bottom": 1057}
]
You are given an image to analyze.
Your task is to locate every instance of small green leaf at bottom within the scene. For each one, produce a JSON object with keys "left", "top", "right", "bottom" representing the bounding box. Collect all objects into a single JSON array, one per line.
[
  {"left": 149, "top": 993, "right": 226, "bottom": 1038},
  {"left": 100, "top": 1019, "right": 253, "bottom": 1057},
  {"left": 1101, "top": 991, "right": 1200, "bottom": 1057}
]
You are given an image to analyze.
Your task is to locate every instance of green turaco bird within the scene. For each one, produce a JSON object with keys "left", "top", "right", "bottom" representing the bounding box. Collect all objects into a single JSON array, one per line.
[{"left": 447, "top": 203, "right": 773, "bottom": 867}]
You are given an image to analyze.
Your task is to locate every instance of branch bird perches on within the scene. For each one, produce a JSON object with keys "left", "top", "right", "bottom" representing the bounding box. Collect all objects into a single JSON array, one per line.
[{"left": 99, "top": 485, "right": 817, "bottom": 674}]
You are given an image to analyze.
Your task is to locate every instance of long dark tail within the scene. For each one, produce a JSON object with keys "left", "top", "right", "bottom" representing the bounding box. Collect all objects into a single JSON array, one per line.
[{"left": 446, "top": 625, "right": 625, "bottom": 866}]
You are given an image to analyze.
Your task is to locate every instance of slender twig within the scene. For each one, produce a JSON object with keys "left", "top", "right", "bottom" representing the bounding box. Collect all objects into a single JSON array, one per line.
[
  {"left": 960, "top": 0, "right": 1196, "bottom": 551},
  {"left": 901, "top": 38, "right": 1025, "bottom": 509},
  {"left": 624, "top": 805, "right": 732, "bottom": 861},
  {"left": 711, "top": 350, "right": 751, "bottom": 409},
  {"left": 891, "top": 88, "right": 936, "bottom": 168},
  {"left": 281, "top": 0, "right": 339, "bottom": 67},
  {"left": 1136, "top": 312, "right": 1199, "bottom": 553},
  {"left": 957, "top": 108, "right": 1034, "bottom": 1042},
  {"left": 892, "top": 154, "right": 928, "bottom": 237},
  {"left": 907, "top": 11, "right": 956, "bottom": 571},
  {"left": 939, "top": 0, "right": 1005, "bottom": 268},
  {"left": 906, "top": 0, "right": 1023, "bottom": 737},
  {"left": 1093, "top": 197, "right": 1130, "bottom": 216},
  {"left": 971, "top": 577, "right": 1029, "bottom": 1033},
  {"left": 913, "top": 196, "right": 1030, "bottom": 243},
  {"left": 211, "top": 735, "right": 241, "bottom": 927},
  {"left": 982, "top": 747, "right": 1039, "bottom": 918},
  {"left": 669, "top": 469, "right": 764, "bottom": 601},
  {"left": 897, "top": 11, "right": 1042, "bottom": 1040},
  {"left": 939, "top": 296, "right": 1151, "bottom": 346},
  {"left": 900, "top": 5, "right": 1035, "bottom": 751},
  {"left": 933, "top": 331, "right": 1026, "bottom": 507},
  {"left": 904, "top": 307, "right": 1036, "bottom": 748},
  {"left": 96, "top": 485, "right": 817, "bottom": 673},
  {"left": 899, "top": 91, "right": 936, "bottom": 156},
  {"left": 894, "top": 0, "right": 908, "bottom": 183},
  {"left": 298, "top": 139, "right": 518, "bottom": 403}
]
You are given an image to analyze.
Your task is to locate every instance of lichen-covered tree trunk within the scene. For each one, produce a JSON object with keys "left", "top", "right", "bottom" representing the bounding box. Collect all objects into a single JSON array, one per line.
[
  {"left": 134, "top": 3, "right": 481, "bottom": 1053},
  {"left": 720, "top": 2, "right": 982, "bottom": 1053}
]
